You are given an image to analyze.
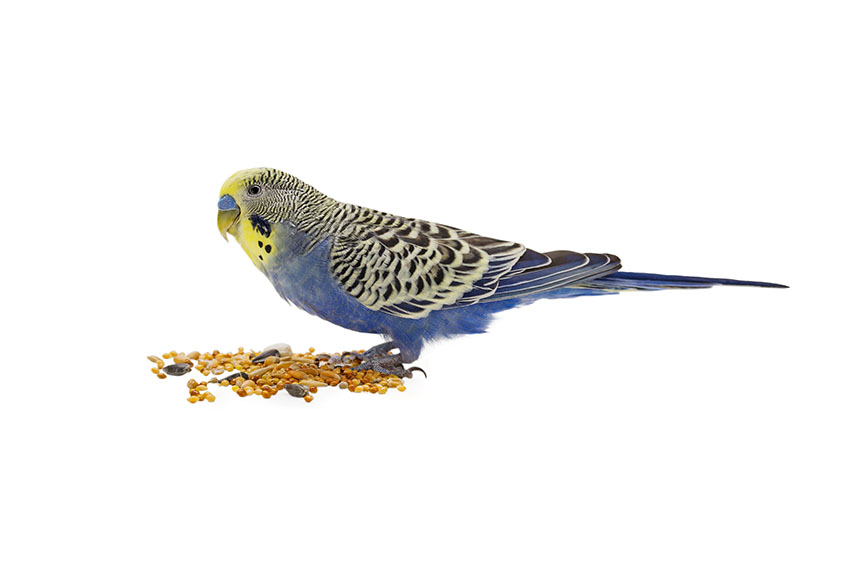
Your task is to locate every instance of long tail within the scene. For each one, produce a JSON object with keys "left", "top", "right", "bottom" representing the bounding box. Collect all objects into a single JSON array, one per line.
[{"left": 587, "top": 271, "right": 788, "bottom": 290}]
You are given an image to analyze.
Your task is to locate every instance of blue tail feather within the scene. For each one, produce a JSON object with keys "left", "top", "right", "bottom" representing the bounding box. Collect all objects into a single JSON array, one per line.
[{"left": 589, "top": 271, "right": 788, "bottom": 290}]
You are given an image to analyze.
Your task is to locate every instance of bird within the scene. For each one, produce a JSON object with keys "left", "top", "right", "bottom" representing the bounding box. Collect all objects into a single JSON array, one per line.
[{"left": 217, "top": 167, "right": 786, "bottom": 377}]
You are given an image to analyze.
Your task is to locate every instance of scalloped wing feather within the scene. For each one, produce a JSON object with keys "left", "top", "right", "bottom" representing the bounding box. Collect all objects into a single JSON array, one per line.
[{"left": 329, "top": 216, "right": 527, "bottom": 319}]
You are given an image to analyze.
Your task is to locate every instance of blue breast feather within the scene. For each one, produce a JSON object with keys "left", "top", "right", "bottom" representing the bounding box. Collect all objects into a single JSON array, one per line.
[{"left": 264, "top": 225, "right": 609, "bottom": 362}]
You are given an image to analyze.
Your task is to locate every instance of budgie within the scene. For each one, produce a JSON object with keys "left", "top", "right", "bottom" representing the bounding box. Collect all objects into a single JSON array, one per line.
[{"left": 217, "top": 168, "right": 786, "bottom": 377}]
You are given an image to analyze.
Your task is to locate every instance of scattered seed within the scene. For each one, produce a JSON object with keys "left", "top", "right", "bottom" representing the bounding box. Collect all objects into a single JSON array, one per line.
[
  {"left": 163, "top": 363, "right": 192, "bottom": 376},
  {"left": 284, "top": 383, "right": 309, "bottom": 398},
  {"left": 220, "top": 372, "right": 249, "bottom": 383},
  {"left": 252, "top": 348, "right": 280, "bottom": 363},
  {"left": 249, "top": 365, "right": 274, "bottom": 378},
  {"left": 151, "top": 346, "right": 421, "bottom": 404},
  {"left": 319, "top": 370, "right": 341, "bottom": 381},
  {"left": 262, "top": 343, "right": 293, "bottom": 359}
]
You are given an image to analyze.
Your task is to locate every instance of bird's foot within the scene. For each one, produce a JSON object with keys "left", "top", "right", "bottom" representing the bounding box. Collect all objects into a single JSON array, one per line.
[
  {"left": 350, "top": 341, "right": 397, "bottom": 361},
  {"left": 349, "top": 342, "right": 427, "bottom": 379}
]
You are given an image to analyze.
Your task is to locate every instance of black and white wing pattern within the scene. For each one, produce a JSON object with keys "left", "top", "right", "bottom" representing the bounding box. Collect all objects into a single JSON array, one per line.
[
  {"left": 329, "top": 211, "right": 526, "bottom": 318},
  {"left": 327, "top": 205, "right": 621, "bottom": 319}
]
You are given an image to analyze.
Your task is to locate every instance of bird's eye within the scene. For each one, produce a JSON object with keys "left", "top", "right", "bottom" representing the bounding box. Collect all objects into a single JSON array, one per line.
[{"left": 247, "top": 185, "right": 262, "bottom": 196}]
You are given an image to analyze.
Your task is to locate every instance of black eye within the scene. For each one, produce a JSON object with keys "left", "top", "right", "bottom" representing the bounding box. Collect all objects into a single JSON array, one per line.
[{"left": 247, "top": 185, "right": 261, "bottom": 196}]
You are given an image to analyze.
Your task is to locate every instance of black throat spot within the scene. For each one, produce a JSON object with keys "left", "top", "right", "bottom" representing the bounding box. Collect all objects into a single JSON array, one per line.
[{"left": 250, "top": 214, "right": 272, "bottom": 238}]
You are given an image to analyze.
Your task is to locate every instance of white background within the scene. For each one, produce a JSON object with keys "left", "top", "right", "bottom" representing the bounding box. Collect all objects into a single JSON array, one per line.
[{"left": 1, "top": 1, "right": 847, "bottom": 572}]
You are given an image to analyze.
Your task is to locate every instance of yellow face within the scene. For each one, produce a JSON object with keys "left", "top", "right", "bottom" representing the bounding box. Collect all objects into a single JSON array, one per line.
[{"left": 218, "top": 168, "right": 276, "bottom": 271}]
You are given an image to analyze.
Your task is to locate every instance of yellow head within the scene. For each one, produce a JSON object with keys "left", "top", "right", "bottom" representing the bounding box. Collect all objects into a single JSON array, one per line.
[{"left": 217, "top": 167, "right": 328, "bottom": 269}]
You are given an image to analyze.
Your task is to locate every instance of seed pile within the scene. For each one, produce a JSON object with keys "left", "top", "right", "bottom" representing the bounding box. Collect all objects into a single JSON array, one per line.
[{"left": 147, "top": 343, "right": 409, "bottom": 404}]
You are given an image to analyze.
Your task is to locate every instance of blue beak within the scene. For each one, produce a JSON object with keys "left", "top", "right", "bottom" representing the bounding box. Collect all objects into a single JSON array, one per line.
[
  {"left": 217, "top": 194, "right": 240, "bottom": 240},
  {"left": 218, "top": 194, "right": 238, "bottom": 211}
]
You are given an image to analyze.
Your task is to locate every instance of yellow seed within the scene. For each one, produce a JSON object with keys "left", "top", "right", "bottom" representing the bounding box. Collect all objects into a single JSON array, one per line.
[
  {"left": 397, "top": 385, "right": 406, "bottom": 392},
  {"left": 249, "top": 365, "right": 274, "bottom": 378},
  {"left": 206, "top": 394, "right": 216, "bottom": 402},
  {"left": 304, "top": 395, "right": 314, "bottom": 403},
  {"left": 151, "top": 367, "right": 159, "bottom": 374},
  {"left": 378, "top": 387, "right": 388, "bottom": 394},
  {"left": 187, "top": 396, "right": 199, "bottom": 403},
  {"left": 157, "top": 372, "right": 167, "bottom": 379},
  {"left": 196, "top": 384, "right": 208, "bottom": 392},
  {"left": 147, "top": 355, "right": 161, "bottom": 364},
  {"left": 354, "top": 386, "right": 363, "bottom": 393},
  {"left": 187, "top": 351, "right": 200, "bottom": 360},
  {"left": 224, "top": 363, "right": 234, "bottom": 371}
]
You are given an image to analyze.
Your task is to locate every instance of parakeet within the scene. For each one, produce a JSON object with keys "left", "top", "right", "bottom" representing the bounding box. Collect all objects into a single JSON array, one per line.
[{"left": 217, "top": 168, "right": 786, "bottom": 377}]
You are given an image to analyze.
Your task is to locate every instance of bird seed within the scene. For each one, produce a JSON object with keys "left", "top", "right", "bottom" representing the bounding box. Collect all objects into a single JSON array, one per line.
[{"left": 147, "top": 344, "right": 413, "bottom": 404}]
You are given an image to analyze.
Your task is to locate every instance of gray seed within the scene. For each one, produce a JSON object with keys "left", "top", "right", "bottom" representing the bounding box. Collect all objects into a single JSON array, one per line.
[
  {"left": 262, "top": 343, "right": 293, "bottom": 359},
  {"left": 251, "top": 348, "right": 280, "bottom": 363},
  {"left": 220, "top": 372, "right": 249, "bottom": 383},
  {"left": 163, "top": 363, "right": 192, "bottom": 376},
  {"left": 284, "top": 383, "right": 309, "bottom": 398}
]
